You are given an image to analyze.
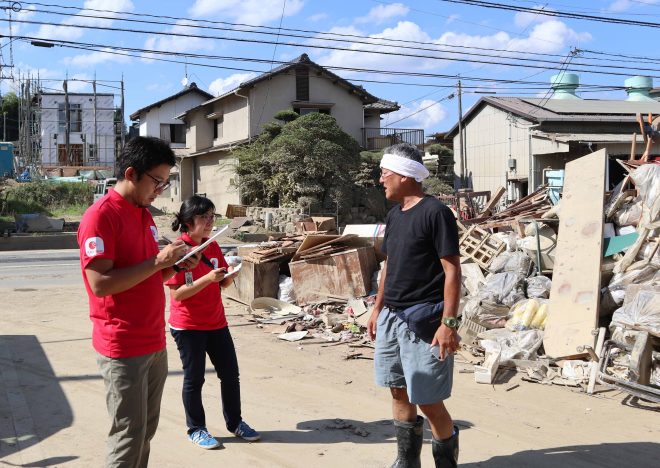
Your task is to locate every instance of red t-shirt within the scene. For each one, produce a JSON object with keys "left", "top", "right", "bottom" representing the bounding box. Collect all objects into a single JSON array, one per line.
[
  {"left": 78, "top": 188, "right": 166, "bottom": 358},
  {"left": 166, "top": 233, "right": 229, "bottom": 330}
]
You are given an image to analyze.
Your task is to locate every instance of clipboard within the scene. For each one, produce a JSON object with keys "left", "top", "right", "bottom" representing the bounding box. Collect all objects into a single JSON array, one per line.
[{"left": 175, "top": 226, "right": 229, "bottom": 265}]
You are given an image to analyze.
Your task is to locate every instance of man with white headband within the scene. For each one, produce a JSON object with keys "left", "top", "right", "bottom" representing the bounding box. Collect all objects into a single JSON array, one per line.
[{"left": 367, "top": 143, "right": 461, "bottom": 468}]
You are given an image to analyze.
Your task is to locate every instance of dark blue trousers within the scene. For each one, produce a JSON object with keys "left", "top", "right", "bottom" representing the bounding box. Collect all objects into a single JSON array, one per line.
[{"left": 170, "top": 327, "right": 242, "bottom": 434}]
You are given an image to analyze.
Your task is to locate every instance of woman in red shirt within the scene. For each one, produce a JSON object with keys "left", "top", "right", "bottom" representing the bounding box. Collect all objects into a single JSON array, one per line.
[{"left": 167, "top": 195, "right": 260, "bottom": 449}]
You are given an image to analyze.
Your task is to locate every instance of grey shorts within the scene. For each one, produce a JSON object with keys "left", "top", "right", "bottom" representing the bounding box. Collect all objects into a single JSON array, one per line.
[{"left": 374, "top": 307, "right": 453, "bottom": 405}]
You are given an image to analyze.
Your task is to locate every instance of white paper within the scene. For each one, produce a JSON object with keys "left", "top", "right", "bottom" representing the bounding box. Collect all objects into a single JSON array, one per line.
[
  {"left": 224, "top": 261, "right": 242, "bottom": 277},
  {"left": 175, "top": 226, "right": 229, "bottom": 265}
]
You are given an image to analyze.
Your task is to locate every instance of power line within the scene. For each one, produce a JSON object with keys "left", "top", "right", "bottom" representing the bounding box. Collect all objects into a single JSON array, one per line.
[
  {"left": 5, "top": 17, "right": 660, "bottom": 79},
  {"left": 16, "top": 2, "right": 660, "bottom": 68},
  {"left": 8, "top": 34, "right": 636, "bottom": 92},
  {"left": 435, "top": 0, "right": 660, "bottom": 28}
]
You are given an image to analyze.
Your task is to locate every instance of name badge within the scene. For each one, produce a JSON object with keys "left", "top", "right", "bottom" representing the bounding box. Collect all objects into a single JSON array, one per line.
[{"left": 185, "top": 271, "right": 194, "bottom": 287}]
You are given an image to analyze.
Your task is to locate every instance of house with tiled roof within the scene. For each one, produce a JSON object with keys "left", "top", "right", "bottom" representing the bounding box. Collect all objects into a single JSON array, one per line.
[
  {"left": 446, "top": 74, "right": 660, "bottom": 200},
  {"left": 174, "top": 53, "right": 413, "bottom": 215}
]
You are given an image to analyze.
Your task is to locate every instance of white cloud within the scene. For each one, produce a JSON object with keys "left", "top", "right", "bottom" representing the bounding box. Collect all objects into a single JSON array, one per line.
[
  {"left": 32, "top": 0, "right": 134, "bottom": 41},
  {"left": 209, "top": 72, "right": 257, "bottom": 96},
  {"left": 62, "top": 48, "right": 131, "bottom": 67},
  {"left": 307, "top": 13, "right": 328, "bottom": 22},
  {"left": 0, "top": 5, "right": 36, "bottom": 36},
  {"left": 316, "top": 22, "right": 438, "bottom": 75},
  {"left": 66, "top": 74, "right": 94, "bottom": 92},
  {"left": 142, "top": 21, "right": 215, "bottom": 61},
  {"left": 356, "top": 3, "right": 409, "bottom": 24},
  {"left": 608, "top": 0, "right": 659, "bottom": 12},
  {"left": 508, "top": 20, "right": 591, "bottom": 54},
  {"left": 384, "top": 99, "right": 448, "bottom": 132},
  {"left": 514, "top": 5, "right": 553, "bottom": 28},
  {"left": 189, "top": 0, "right": 304, "bottom": 25}
]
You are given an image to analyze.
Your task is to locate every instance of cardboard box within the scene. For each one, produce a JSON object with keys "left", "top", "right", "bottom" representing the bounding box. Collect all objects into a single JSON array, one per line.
[{"left": 289, "top": 246, "right": 377, "bottom": 304}]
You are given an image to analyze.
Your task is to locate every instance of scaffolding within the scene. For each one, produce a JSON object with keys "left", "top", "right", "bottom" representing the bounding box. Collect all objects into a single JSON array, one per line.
[{"left": 15, "top": 73, "right": 126, "bottom": 177}]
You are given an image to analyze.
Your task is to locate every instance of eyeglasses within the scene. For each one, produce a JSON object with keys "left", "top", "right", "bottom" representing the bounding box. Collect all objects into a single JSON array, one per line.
[
  {"left": 380, "top": 169, "right": 395, "bottom": 179},
  {"left": 144, "top": 172, "right": 171, "bottom": 192},
  {"left": 197, "top": 213, "right": 215, "bottom": 222}
]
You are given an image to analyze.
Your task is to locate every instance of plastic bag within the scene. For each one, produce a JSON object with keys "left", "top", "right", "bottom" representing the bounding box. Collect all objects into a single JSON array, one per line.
[
  {"left": 611, "top": 285, "right": 660, "bottom": 334},
  {"left": 489, "top": 251, "right": 532, "bottom": 276},
  {"left": 277, "top": 275, "right": 296, "bottom": 303},
  {"left": 614, "top": 198, "right": 642, "bottom": 227},
  {"left": 481, "top": 272, "right": 526, "bottom": 306},
  {"left": 526, "top": 275, "right": 552, "bottom": 299},
  {"left": 630, "top": 164, "right": 660, "bottom": 222},
  {"left": 463, "top": 297, "right": 509, "bottom": 329},
  {"left": 506, "top": 298, "right": 549, "bottom": 331},
  {"left": 478, "top": 328, "right": 544, "bottom": 364},
  {"left": 607, "top": 264, "right": 660, "bottom": 306}
]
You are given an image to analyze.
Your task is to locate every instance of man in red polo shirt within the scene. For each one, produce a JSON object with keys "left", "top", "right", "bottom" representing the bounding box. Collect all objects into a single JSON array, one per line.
[{"left": 78, "top": 136, "right": 199, "bottom": 468}]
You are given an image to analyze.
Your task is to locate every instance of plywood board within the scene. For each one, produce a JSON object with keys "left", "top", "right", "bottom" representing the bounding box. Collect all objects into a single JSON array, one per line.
[
  {"left": 290, "top": 247, "right": 377, "bottom": 304},
  {"left": 543, "top": 150, "right": 606, "bottom": 359}
]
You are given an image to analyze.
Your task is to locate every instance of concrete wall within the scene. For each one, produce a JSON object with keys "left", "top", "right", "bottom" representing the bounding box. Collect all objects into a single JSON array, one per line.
[
  {"left": 194, "top": 151, "right": 240, "bottom": 216},
  {"left": 247, "top": 72, "right": 366, "bottom": 143},
  {"left": 137, "top": 92, "right": 207, "bottom": 149},
  {"left": 454, "top": 104, "right": 532, "bottom": 195},
  {"left": 211, "top": 94, "right": 250, "bottom": 147},
  {"left": 40, "top": 94, "right": 115, "bottom": 167}
]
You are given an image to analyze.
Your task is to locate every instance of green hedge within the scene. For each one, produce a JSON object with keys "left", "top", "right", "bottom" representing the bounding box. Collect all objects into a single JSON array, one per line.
[{"left": 3, "top": 182, "right": 93, "bottom": 215}]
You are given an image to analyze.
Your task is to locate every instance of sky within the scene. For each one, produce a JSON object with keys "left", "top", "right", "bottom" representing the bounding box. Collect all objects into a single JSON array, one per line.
[{"left": 2, "top": 0, "right": 660, "bottom": 136}]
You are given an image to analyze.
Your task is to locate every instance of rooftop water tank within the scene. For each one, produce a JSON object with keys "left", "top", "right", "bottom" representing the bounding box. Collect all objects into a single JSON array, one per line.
[
  {"left": 624, "top": 76, "right": 655, "bottom": 102},
  {"left": 550, "top": 73, "right": 581, "bottom": 100}
]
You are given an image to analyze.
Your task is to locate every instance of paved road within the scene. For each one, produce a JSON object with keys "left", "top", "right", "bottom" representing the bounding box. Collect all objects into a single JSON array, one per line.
[{"left": 0, "top": 249, "right": 80, "bottom": 288}]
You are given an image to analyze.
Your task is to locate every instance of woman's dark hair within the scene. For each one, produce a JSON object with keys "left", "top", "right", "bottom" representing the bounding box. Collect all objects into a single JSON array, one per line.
[{"left": 171, "top": 195, "right": 216, "bottom": 233}]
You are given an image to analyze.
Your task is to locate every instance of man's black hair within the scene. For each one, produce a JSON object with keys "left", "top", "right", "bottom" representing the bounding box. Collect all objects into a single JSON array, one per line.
[
  {"left": 115, "top": 136, "right": 176, "bottom": 180},
  {"left": 172, "top": 195, "right": 216, "bottom": 233},
  {"left": 383, "top": 142, "right": 424, "bottom": 164}
]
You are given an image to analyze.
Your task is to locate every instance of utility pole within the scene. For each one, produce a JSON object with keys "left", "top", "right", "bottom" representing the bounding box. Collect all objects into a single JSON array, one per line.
[
  {"left": 93, "top": 78, "right": 98, "bottom": 164},
  {"left": 457, "top": 80, "right": 465, "bottom": 187},
  {"left": 64, "top": 79, "right": 71, "bottom": 166}
]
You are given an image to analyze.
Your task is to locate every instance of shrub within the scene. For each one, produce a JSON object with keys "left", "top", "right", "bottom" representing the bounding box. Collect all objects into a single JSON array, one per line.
[{"left": 3, "top": 181, "right": 93, "bottom": 215}]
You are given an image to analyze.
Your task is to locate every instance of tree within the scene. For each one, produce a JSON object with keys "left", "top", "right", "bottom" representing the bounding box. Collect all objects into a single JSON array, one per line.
[
  {"left": 234, "top": 112, "right": 361, "bottom": 212},
  {"left": 1, "top": 92, "right": 19, "bottom": 142}
]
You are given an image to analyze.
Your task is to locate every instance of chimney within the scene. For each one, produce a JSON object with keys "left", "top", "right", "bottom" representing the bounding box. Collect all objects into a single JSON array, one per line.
[
  {"left": 550, "top": 73, "right": 580, "bottom": 100},
  {"left": 624, "top": 76, "right": 655, "bottom": 102}
]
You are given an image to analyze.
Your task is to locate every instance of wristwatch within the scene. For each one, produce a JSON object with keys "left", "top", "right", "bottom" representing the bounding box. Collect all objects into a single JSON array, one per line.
[{"left": 442, "top": 317, "right": 459, "bottom": 329}]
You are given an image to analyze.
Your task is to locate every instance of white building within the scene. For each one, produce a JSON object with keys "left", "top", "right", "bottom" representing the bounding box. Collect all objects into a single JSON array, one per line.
[
  {"left": 39, "top": 92, "right": 116, "bottom": 168},
  {"left": 129, "top": 83, "right": 213, "bottom": 212}
]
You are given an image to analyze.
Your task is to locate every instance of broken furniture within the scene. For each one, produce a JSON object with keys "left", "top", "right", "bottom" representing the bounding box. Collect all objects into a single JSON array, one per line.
[{"left": 290, "top": 236, "right": 377, "bottom": 304}]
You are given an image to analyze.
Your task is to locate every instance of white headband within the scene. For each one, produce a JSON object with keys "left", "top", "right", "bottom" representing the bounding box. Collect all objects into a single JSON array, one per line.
[{"left": 380, "top": 153, "right": 429, "bottom": 182}]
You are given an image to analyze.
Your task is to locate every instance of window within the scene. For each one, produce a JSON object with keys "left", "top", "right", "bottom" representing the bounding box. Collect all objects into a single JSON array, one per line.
[
  {"left": 295, "top": 66, "right": 309, "bottom": 101},
  {"left": 213, "top": 116, "right": 223, "bottom": 140},
  {"left": 160, "top": 123, "right": 186, "bottom": 144},
  {"left": 296, "top": 108, "right": 330, "bottom": 116},
  {"left": 58, "top": 103, "right": 82, "bottom": 133}
]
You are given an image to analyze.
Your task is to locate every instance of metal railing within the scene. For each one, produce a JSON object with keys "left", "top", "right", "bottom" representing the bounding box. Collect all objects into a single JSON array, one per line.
[{"left": 361, "top": 127, "right": 424, "bottom": 150}]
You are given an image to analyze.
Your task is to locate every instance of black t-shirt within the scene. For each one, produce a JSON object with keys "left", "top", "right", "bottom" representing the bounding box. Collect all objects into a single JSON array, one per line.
[{"left": 381, "top": 195, "right": 460, "bottom": 308}]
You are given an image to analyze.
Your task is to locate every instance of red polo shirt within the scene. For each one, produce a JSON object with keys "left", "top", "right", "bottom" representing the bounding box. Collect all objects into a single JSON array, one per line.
[
  {"left": 166, "top": 233, "right": 228, "bottom": 330},
  {"left": 78, "top": 188, "right": 166, "bottom": 358}
]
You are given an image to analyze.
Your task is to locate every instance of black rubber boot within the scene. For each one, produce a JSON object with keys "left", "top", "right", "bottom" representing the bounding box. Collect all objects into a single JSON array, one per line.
[
  {"left": 390, "top": 415, "right": 424, "bottom": 468},
  {"left": 431, "top": 425, "right": 459, "bottom": 468}
]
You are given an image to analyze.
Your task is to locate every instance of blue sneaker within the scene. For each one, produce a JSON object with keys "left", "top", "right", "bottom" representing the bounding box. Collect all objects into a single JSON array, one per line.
[
  {"left": 233, "top": 421, "right": 260, "bottom": 441},
  {"left": 189, "top": 429, "right": 221, "bottom": 449}
]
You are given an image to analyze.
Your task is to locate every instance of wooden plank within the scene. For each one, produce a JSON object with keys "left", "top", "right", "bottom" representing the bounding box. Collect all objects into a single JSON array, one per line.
[
  {"left": 543, "top": 150, "right": 606, "bottom": 359},
  {"left": 290, "top": 247, "right": 377, "bottom": 304},
  {"left": 479, "top": 186, "right": 506, "bottom": 217},
  {"left": 224, "top": 261, "right": 280, "bottom": 304}
]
